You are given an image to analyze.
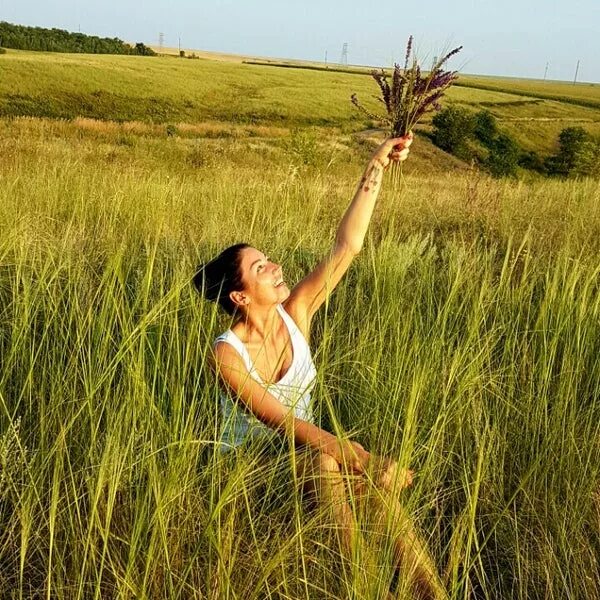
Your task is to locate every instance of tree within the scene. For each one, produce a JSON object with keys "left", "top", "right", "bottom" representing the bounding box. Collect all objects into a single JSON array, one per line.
[
  {"left": 0, "top": 21, "right": 156, "bottom": 56},
  {"left": 484, "top": 133, "right": 520, "bottom": 178},
  {"left": 132, "top": 42, "right": 156, "bottom": 56},
  {"left": 473, "top": 110, "right": 498, "bottom": 145},
  {"left": 545, "top": 127, "right": 599, "bottom": 177},
  {"left": 431, "top": 106, "right": 475, "bottom": 157}
]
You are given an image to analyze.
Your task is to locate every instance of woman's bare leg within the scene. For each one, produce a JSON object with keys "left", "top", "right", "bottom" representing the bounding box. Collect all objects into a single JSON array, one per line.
[
  {"left": 363, "top": 483, "right": 447, "bottom": 600},
  {"left": 293, "top": 449, "right": 358, "bottom": 559},
  {"left": 292, "top": 449, "right": 446, "bottom": 598}
]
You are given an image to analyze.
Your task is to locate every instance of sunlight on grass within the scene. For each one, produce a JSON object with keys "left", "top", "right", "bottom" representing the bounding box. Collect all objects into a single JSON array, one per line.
[{"left": 0, "top": 95, "right": 599, "bottom": 598}]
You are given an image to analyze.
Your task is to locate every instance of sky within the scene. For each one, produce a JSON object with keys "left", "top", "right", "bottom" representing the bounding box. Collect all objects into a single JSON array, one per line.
[{"left": 2, "top": 0, "right": 599, "bottom": 82}]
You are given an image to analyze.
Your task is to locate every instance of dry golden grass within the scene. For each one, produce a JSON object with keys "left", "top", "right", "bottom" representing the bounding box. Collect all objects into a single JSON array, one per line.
[{"left": 73, "top": 117, "right": 158, "bottom": 136}]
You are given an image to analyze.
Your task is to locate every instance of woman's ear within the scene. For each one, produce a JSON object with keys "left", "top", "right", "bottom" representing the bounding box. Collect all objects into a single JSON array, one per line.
[{"left": 229, "top": 290, "right": 250, "bottom": 308}]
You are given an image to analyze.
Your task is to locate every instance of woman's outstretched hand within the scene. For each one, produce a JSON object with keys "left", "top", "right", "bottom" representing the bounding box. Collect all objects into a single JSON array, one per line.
[{"left": 371, "top": 133, "right": 413, "bottom": 170}]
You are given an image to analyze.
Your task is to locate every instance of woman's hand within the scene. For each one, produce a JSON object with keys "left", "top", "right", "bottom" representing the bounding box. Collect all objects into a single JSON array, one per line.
[
  {"left": 347, "top": 440, "right": 371, "bottom": 473},
  {"left": 338, "top": 440, "right": 371, "bottom": 473},
  {"left": 321, "top": 437, "right": 371, "bottom": 473},
  {"left": 321, "top": 438, "right": 413, "bottom": 490},
  {"left": 372, "top": 457, "right": 414, "bottom": 492},
  {"left": 371, "top": 133, "right": 413, "bottom": 170}
]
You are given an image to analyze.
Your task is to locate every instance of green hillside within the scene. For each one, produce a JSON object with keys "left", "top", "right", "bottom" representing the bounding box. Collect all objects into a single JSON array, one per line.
[{"left": 1, "top": 49, "right": 599, "bottom": 158}]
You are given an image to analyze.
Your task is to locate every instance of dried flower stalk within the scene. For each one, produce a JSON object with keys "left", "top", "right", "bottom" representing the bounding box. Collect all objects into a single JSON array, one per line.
[{"left": 351, "top": 36, "right": 462, "bottom": 137}]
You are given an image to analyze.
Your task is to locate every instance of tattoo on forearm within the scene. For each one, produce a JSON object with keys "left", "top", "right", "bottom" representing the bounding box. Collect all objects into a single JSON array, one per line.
[{"left": 359, "top": 162, "right": 384, "bottom": 192}]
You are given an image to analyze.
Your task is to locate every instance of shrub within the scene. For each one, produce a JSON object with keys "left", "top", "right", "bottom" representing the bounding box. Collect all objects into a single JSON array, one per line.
[
  {"left": 545, "top": 127, "right": 599, "bottom": 177},
  {"left": 484, "top": 133, "right": 520, "bottom": 178},
  {"left": 186, "top": 144, "right": 226, "bottom": 168},
  {"left": 433, "top": 107, "right": 525, "bottom": 177},
  {"left": 431, "top": 106, "right": 475, "bottom": 158},
  {"left": 474, "top": 110, "right": 498, "bottom": 146},
  {"left": 116, "top": 135, "right": 135, "bottom": 147},
  {"left": 0, "top": 47, "right": 6, "bottom": 54},
  {"left": 519, "top": 150, "right": 546, "bottom": 173},
  {"left": 571, "top": 139, "right": 600, "bottom": 178},
  {"left": 165, "top": 124, "right": 178, "bottom": 137},
  {"left": 287, "top": 129, "right": 322, "bottom": 166}
]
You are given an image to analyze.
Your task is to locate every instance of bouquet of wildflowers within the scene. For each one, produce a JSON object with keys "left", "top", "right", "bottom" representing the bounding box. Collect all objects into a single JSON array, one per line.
[{"left": 351, "top": 36, "right": 462, "bottom": 137}]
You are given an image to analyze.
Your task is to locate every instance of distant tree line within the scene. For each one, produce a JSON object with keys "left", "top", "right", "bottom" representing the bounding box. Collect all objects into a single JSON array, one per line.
[
  {"left": 431, "top": 106, "right": 600, "bottom": 179},
  {"left": 0, "top": 21, "right": 155, "bottom": 56}
]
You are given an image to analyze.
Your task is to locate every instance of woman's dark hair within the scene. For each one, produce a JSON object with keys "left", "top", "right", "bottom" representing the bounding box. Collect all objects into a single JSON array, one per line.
[{"left": 193, "top": 243, "right": 250, "bottom": 316}]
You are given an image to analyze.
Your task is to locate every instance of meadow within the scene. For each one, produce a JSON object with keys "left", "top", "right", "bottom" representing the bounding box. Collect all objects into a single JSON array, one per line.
[{"left": 1, "top": 48, "right": 600, "bottom": 599}]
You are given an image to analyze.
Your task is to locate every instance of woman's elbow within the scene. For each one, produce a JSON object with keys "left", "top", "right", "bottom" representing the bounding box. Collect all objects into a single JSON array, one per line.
[{"left": 335, "top": 239, "right": 361, "bottom": 258}]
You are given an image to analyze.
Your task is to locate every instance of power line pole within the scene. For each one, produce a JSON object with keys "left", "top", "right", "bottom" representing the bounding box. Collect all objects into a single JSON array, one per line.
[
  {"left": 158, "top": 32, "right": 164, "bottom": 53},
  {"left": 543, "top": 62, "right": 549, "bottom": 81},
  {"left": 340, "top": 42, "right": 348, "bottom": 66},
  {"left": 573, "top": 59, "right": 580, "bottom": 85},
  {"left": 324, "top": 50, "right": 327, "bottom": 65}
]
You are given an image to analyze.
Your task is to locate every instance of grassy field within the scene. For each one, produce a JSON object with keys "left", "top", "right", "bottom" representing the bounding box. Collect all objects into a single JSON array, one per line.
[
  {"left": 236, "top": 57, "right": 600, "bottom": 109},
  {"left": 1, "top": 49, "right": 599, "bottom": 157},
  {"left": 1, "top": 48, "right": 600, "bottom": 599},
  {"left": 457, "top": 75, "right": 600, "bottom": 109}
]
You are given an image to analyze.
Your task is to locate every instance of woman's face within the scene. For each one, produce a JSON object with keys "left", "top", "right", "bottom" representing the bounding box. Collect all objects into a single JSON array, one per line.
[{"left": 232, "top": 246, "right": 289, "bottom": 310}]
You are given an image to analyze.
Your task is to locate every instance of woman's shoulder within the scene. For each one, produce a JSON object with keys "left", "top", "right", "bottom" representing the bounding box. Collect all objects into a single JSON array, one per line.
[
  {"left": 280, "top": 300, "right": 311, "bottom": 343},
  {"left": 213, "top": 326, "right": 253, "bottom": 371},
  {"left": 213, "top": 327, "right": 234, "bottom": 347},
  {"left": 214, "top": 318, "right": 246, "bottom": 345}
]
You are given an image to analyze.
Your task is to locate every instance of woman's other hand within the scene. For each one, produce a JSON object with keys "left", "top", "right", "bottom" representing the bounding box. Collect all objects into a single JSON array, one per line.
[
  {"left": 371, "top": 133, "right": 413, "bottom": 170},
  {"left": 321, "top": 438, "right": 413, "bottom": 488},
  {"left": 372, "top": 458, "right": 414, "bottom": 491},
  {"left": 347, "top": 440, "right": 371, "bottom": 473},
  {"left": 321, "top": 438, "right": 371, "bottom": 473}
]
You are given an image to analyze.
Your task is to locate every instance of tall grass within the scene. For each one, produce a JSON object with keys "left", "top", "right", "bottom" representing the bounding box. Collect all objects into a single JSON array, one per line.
[{"left": 1, "top": 122, "right": 600, "bottom": 599}]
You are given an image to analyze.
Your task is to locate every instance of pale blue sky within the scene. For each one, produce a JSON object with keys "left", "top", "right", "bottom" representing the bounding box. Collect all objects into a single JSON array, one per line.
[{"left": 2, "top": 0, "right": 599, "bottom": 82}]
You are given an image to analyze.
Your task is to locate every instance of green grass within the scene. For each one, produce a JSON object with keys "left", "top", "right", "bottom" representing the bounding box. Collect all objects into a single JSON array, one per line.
[
  {"left": 1, "top": 49, "right": 599, "bottom": 160},
  {"left": 457, "top": 75, "right": 600, "bottom": 110},
  {"left": 1, "top": 49, "right": 600, "bottom": 599},
  {"left": 241, "top": 58, "right": 600, "bottom": 109},
  {"left": 0, "top": 49, "right": 382, "bottom": 126}
]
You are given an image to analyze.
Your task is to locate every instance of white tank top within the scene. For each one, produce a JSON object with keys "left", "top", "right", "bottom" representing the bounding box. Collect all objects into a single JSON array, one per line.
[{"left": 213, "top": 304, "right": 317, "bottom": 452}]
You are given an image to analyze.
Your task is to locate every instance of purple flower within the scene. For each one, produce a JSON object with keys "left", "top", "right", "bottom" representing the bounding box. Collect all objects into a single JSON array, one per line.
[
  {"left": 351, "top": 36, "right": 462, "bottom": 137},
  {"left": 403, "top": 36, "right": 413, "bottom": 72}
]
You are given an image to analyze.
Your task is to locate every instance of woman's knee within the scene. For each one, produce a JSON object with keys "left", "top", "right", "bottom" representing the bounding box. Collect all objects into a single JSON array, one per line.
[
  {"left": 315, "top": 451, "right": 341, "bottom": 475},
  {"left": 312, "top": 452, "right": 346, "bottom": 500},
  {"left": 296, "top": 451, "right": 343, "bottom": 506}
]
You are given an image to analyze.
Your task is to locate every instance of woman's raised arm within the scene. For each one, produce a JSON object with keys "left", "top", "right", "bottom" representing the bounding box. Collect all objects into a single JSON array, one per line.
[{"left": 285, "top": 134, "right": 412, "bottom": 331}]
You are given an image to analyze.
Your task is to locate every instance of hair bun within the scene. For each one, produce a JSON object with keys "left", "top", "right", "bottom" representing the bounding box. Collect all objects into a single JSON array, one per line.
[{"left": 192, "top": 243, "right": 250, "bottom": 315}]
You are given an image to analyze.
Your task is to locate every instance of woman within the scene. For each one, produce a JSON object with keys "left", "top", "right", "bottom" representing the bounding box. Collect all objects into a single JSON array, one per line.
[{"left": 195, "top": 135, "right": 447, "bottom": 600}]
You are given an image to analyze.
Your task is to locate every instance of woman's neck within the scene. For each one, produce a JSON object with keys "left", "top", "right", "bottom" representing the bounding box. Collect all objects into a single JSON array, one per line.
[{"left": 235, "top": 304, "right": 280, "bottom": 342}]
